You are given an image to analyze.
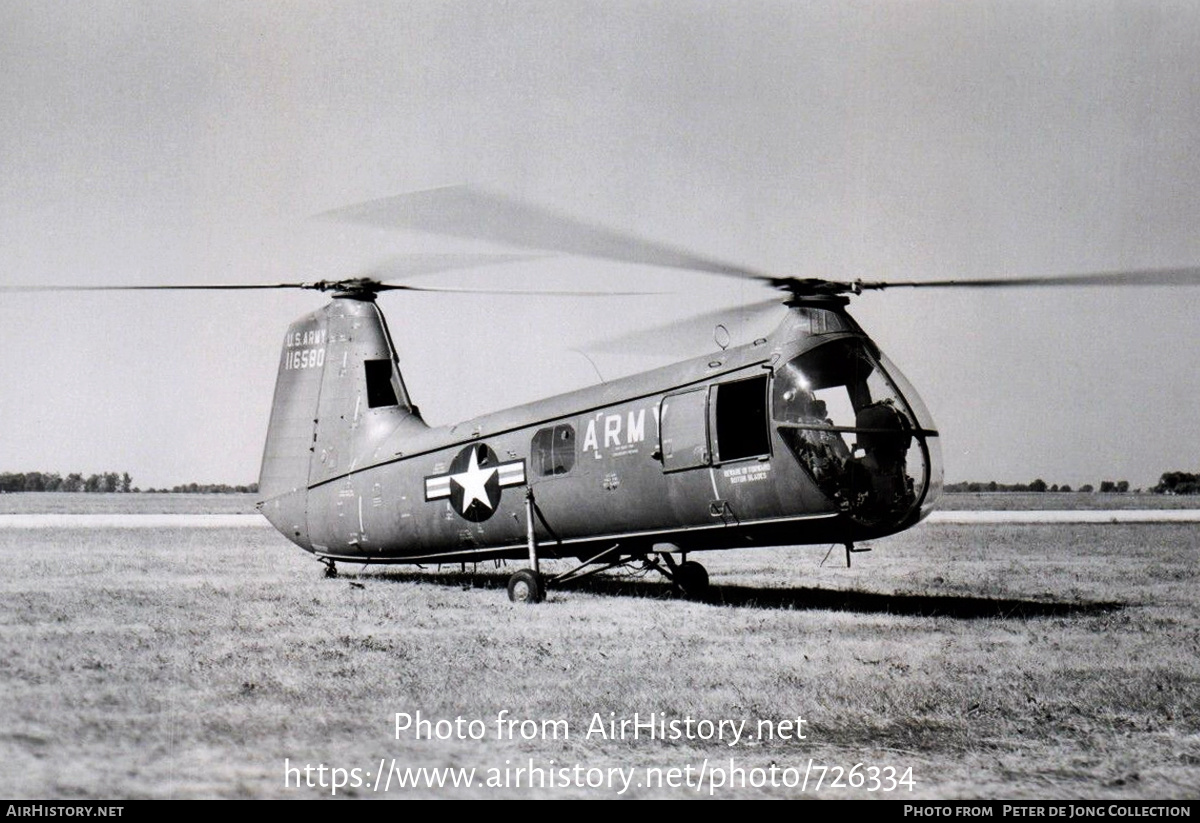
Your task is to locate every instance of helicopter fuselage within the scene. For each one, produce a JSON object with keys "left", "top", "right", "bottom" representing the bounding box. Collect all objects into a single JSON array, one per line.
[{"left": 257, "top": 295, "right": 943, "bottom": 568}]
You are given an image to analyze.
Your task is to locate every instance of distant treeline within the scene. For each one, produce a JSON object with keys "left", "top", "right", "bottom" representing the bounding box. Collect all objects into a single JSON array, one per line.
[
  {"left": 1, "top": 472, "right": 132, "bottom": 493},
  {"left": 0, "top": 472, "right": 257, "bottom": 494},
  {"left": 948, "top": 472, "right": 1200, "bottom": 495},
  {"left": 145, "top": 482, "right": 259, "bottom": 494},
  {"left": 1154, "top": 472, "right": 1200, "bottom": 495}
]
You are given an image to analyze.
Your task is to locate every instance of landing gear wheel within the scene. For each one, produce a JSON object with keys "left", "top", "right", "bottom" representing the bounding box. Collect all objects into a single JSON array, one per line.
[
  {"left": 507, "top": 569, "right": 544, "bottom": 604},
  {"left": 674, "top": 561, "right": 709, "bottom": 599},
  {"left": 323, "top": 561, "right": 338, "bottom": 579}
]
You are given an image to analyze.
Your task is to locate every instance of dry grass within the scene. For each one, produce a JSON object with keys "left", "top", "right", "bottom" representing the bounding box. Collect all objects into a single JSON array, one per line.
[
  {"left": 0, "top": 492, "right": 257, "bottom": 515},
  {"left": 939, "top": 492, "right": 1199, "bottom": 511},
  {"left": 0, "top": 500, "right": 1197, "bottom": 798}
]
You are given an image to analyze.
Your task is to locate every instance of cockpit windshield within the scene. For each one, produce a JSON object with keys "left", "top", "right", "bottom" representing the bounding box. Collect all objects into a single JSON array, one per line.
[{"left": 773, "top": 336, "right": 940, "bottom": 527}]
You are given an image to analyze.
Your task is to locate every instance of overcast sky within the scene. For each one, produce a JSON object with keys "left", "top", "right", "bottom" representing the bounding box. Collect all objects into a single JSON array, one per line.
[{"left": 1, "top": 0, "right": 1198, "bottom": 490}]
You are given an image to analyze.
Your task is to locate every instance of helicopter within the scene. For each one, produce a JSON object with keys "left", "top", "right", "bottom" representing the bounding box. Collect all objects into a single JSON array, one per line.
[{"left": 11, "top": 187, "right": 1200, "bottom": 603}]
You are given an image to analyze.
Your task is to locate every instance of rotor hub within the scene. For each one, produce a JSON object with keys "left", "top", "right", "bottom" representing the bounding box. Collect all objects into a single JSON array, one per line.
[{"left": 303, "top": 278, "right": 382, "bottom": 300}]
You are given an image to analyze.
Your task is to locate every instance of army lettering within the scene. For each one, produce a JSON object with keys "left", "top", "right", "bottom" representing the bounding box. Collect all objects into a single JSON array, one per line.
[
  {"left": 284, "top": 327, "right": 327, "bottom": 370},
  {"left": 582, "top": 407, "right": 659, "bottom": 457}
]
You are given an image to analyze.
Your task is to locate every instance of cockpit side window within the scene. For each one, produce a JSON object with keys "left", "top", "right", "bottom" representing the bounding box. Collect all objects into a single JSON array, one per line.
[{"left": 713, "top": 374, "right": 770, "bottom": 462}]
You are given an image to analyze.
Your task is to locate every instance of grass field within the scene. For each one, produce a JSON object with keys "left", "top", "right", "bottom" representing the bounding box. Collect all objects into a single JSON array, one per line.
[
  {"left": 0, "top": 492, "right": 258, "bottom": 515},
  {"left": 938, "top": 492, "right": 1200, "bottom": 511},
  {"left": 0, "top": 496, "right": 1198, "bottom": 799}
]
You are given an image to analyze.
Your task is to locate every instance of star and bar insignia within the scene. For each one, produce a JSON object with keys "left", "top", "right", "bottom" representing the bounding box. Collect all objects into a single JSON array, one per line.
[{"left": 424, "top": 443, "right": 526, "bottom": 522}]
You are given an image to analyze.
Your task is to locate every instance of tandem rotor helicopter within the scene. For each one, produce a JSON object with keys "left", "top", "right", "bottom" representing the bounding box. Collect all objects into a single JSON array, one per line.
[{"left": 12, "top": 187, "right": 1200, "bottom": 603}]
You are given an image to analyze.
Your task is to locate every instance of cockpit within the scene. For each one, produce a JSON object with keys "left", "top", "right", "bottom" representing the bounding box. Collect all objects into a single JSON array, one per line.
[{"left": 772, "top": 335, "right": 942, "bottom": 529}]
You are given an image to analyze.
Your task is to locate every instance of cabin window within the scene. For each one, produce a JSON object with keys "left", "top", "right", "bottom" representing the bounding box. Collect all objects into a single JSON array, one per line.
[
  {"left": 532, "top": 425, "right": 576, "bottom": 476},
  {"left": 713, "top": 374, "right": 770, "bottom": 462},
  {"left": 364, "top": 359, "right": 400, "bottom": 408}
]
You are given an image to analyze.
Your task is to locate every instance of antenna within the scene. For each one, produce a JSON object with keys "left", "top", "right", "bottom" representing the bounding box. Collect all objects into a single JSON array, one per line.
[{"left": 569, "top": 348, "right": 606, "bottom": 384}]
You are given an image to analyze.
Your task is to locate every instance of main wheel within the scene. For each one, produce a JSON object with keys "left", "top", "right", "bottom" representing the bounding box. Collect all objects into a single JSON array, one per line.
[
  {"left": 674, "top": 561, "right": 709, "bottom": 599},
  {"left": 507, "top": 569, "right": 544, "bottom": 604}
]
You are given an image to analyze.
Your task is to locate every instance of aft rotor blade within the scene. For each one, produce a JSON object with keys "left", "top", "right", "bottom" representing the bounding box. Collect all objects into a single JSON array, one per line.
[
  {"left": 358, "top": 252, "right": 540, "bottom": 282},
  {"left": 0, "top": 280, "right": 659, "bottom": 297},
  {"left": 855, "top": 267, "right": 1200, "bottom": 291},
  {"left": 584, "top": 297, "right": 785, "bottom": 354},
  {"left": 0, "top": 254, "right": 561, "bottom": 295},
  {"left": 377, "top": 284, "right": 663, "bottom": 296},
  {"left": 319, "top": 185, "right": 771, "bottom": 281},
  {"left": 363, "top": 253, "right": 662, "bottom": 295},
  {"left": 0, "top": 283, "right": 300, "bottom": 292}
]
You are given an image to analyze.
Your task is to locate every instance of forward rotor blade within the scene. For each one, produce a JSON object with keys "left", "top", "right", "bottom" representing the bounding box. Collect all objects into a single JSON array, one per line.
[
  {"left": 584, "top": 297, "right": 785, "bottom": 355},
  {"left": 855, "top": 267, "right": 1200, "bottom": 291},
  {"left": 319, "top": 185, "right": 770, "bottom": 281}
]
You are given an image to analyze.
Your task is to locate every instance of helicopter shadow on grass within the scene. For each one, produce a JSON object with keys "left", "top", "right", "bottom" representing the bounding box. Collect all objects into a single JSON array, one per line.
[{"left": 356, "top": 568, "right": 1123, "bottom": 619}]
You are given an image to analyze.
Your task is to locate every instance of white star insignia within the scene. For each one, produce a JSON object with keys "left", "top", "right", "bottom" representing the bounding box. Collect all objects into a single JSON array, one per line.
[
  {"left": 424, "top": 447, "right": 527, "bottom": 520},
  {"left": 451, "top": 447, "right": 497, "bottom": 511}
]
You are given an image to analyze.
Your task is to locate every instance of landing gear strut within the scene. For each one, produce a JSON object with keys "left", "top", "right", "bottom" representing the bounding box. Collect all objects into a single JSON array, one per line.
[
  {"left": 642, "top": 552, "right": 709, "bottom": 600},
  {"left": 508, "top": 488, "right": 545, "bottom": 604},
  {"left": 322, "top": 559, "right": 338, "bottom": 579},
  {"left": 506, "top": 490, "right": 711, "bottom": 603}
]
